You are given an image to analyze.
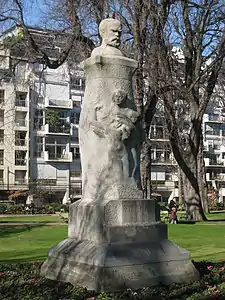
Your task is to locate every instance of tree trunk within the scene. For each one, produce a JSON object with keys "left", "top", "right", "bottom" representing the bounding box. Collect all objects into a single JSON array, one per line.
[
  {"left": 183, "top": 170, "right": 207, "bottom": 221},
  {"left": 178, "top": 167, "right": 184, "bottom": 207},
  {"left": 140, "top": 140, "right": 151, "bottom": 198},
  {"left": 197, "top": 133, "right": 209, "bottom": 213}
]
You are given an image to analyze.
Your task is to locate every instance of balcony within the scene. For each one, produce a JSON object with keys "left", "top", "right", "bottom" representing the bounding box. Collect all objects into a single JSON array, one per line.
[
  {"left": 205, "top": 157, "right": 225, "bottom": 167},
  {"left": 15, "top": 99, "right": 27, "bottom": 107},
  {"left": 205, "top": 114, "right": 225, "bottom": 123},
  {"left": 205, "top": 130, "right": 220, "bottom": 136},
  {"left": 150, "top": 132, "right": 169, "bottom": 140},
  {"left": 15, "top": 119, "right": 27, "bottom": 127},
  {"left": 44, "top": 151, "right": 73, "bottom": 162},
  {"left": 151, "top": 158, "right": 175, "bottom": 165},
  {"left": 15, "top": 139, "right": 27, "bottom": 146},
  {"left": 45, "top": 98, "right": 72, "bottom": 109},
  {"left": 44, "top": 123, "right": 71, "bottom": 135},
  {"left": 15, "top": 158, "right": 27, "bottom": 166},
  {"left": 209, "top": 175, "right": 225, "bottom": 181},
  {"left": 0, "top": 118, "right": 4, "bottom": 128},
  {"left": 15, "top": 178, "right": 27, "bottom": 185}
]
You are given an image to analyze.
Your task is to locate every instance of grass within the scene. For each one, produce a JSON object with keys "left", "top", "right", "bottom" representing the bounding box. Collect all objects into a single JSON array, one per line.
[
  {"left": 0, "top": 222, "right": 225, "bottom": 263},
  {"left": 0, "top": 215, "right": 64, "bottom": 223},
  {"left": 206, "top": 211, "right": 225, "bottom": 221},
  {"left": 169, "top": 223, "right": 225, "bottom": 261},
  {"left": 0, "top": 225, "right": 67, "bottom": 262}
]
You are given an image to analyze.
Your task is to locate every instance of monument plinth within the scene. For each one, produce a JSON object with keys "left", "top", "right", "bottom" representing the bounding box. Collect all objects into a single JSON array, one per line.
[{"left": 41, "top": 18, "right": 199, "bottom": 291}]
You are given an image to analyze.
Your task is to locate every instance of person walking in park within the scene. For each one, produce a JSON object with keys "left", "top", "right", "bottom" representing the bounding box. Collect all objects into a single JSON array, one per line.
[{"left": 169, "top": 199, "right": 178, "bottom": 224}]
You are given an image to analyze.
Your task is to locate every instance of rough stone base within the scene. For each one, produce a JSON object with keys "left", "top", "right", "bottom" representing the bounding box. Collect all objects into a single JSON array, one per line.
[
  {"left": 41, "top": 237, "right": 199, "bottom": 292},
  {"left": 41, "top": 199, "right": 199, "bottom": 291}
]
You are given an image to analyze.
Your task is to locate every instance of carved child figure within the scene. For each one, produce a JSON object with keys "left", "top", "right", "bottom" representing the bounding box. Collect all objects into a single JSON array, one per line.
[
  {"left": 90, "top": 89, "right": 139, "bottom": 180},
  {"left": 91, "top": 89, "right": 139, "bottom": 141}
]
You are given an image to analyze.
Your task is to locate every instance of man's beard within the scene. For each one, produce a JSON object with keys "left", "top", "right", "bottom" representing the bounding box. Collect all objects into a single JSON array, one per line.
[{"left": 108, "top": 39, "right": 120, "bottom": 48}]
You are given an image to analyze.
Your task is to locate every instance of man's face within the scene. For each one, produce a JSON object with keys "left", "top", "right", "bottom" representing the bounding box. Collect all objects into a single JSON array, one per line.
[{"left": 104, "top": 22, "right": 122, "bottom": 48}]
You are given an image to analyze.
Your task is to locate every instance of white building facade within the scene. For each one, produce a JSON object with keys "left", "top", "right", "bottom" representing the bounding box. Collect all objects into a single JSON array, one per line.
[{"left": 0, "top": 28, "right": 84, "bottom": 204}]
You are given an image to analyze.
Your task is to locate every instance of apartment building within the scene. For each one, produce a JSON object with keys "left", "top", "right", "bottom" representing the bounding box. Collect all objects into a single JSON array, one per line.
[
  {"left": 150, "top": 102, "right": 225, "bottom": 204},
  {"left": 203, "top": 104, "right": 225, "bottom": 203},
  {"left": 0, "top": 27, "right": 83, "bottom": 204},
  {"left": 150, "top": 114, "right": 179, "bottom": 202}
]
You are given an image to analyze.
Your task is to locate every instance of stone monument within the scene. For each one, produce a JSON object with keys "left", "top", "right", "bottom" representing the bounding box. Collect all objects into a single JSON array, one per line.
[{"left": 41, "top": 18, "right": 199, "bottom": 291}]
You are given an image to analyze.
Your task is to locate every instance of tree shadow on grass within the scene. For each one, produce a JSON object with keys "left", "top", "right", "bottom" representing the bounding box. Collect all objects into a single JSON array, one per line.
[{"left": 0, "top": 224, "right": 46, "bottom": 238}]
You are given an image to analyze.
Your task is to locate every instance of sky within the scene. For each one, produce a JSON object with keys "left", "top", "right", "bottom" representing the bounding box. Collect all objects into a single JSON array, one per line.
[
  {"left": 0, "top": 0, "right": 48, "bottom": 34},
  {"left": 23, "top": 0, "right": 47, "bottom": 27}
]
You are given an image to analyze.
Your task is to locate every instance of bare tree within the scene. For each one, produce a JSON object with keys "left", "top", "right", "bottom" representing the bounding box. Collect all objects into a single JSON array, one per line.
[
  {"left": 1, "top": 1, "right": 225, "bottom": 221},
  {"left": 147, "top": 1, "right": 225, "bottom": 220}
]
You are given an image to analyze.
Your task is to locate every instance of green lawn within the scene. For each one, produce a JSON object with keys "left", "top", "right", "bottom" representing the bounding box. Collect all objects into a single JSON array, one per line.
[
  {"left": 161, "top": 210, "right": 225, "bottom": 221},
  {"left": 0, "top": 215, "right": 64, "bottom": 223},
  {"left": 0, "top": 225, "right": 67, "bottom": 262},
  {"left": 169, "top": 223, "right": 225, "bottom": 261},
  {"left": 0, "top": 222, "right": 225, "bottom": 263},
  {"left": 206, "top": 211, "right": 225, "bottom": 220}
]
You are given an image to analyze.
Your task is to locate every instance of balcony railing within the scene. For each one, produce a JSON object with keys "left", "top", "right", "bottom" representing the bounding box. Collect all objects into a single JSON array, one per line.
[
  {"left": 45, "top": 98, "right": 72, "bottom": 109},
  {"left": 15, "top": 100, "right": 27, "bottom": 107},
  {"left": 45, "top": 123, "right": 71, "bottom": 135},
  {"left": 15, "top": 119, "right": 27, "bottom": 127},
  {"left": 15, "top": 139, "right": 27, "bottom": 146},
  {"left": 209, "top": 175, "right": 225, "bottom": 181},
  {"left": 152, "top": 158, "right": 174, "bottom": 164},
  {"left": 15, "top": 159, "right": 27, "bottom": 166},
  {"left": 44, "top": 151, "right": 72, "bottom": 162},
  {"left": 150, "top": 132, "right": 168, "bottom": 139},
  {"left": 206, "top": 131, "right": 220, "bottom": 136},
  {"left": 209, "top": 160, "right": 224, "bottom": 166},
  {"left": 208, "top": 115, "right": 220, "bottom": 122},
  {"left": 15, "top": 178, "right": 27, "bottom": 184}
]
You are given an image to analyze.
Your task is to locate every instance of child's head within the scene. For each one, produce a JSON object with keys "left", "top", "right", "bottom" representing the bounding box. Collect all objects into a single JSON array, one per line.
[{"left": 112, "top": 89, "right": 127, "bottom": 105}]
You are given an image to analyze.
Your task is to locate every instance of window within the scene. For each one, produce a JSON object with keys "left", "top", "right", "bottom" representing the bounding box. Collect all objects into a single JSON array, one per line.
[
  {"left": 15, "top": 150, "right": 27, "bottom": 165},
  {"left": 0, "top": 130, "right": 4, "bottom": 144},
  {"left": 0, "top": 170, "right": 3, "bottom": 183},
  {"left": 0, "top": 90, "right": 4, "bottom": 104},
  {"left": 72, "top": 147, "right": 80, "bottom": 159},
  {"left": 15, "top": 131, "right": 26, "bottom": 146},
  {"left": 15, "top": 92, "right": 27, "bottom": 107},
  {"left": 0, "top": 109, "right": 4, "bottom": 126},
  {"left": 0, "top": 150, "right": 3, "bottom": 165},
  {"left": 59, "top": 111, "right": 68, "bottom": 120},
  {"left": 34, "top": 137, "right": 43, "bottom": 158},
  {"left": 45, "top": 144, "right": 68, "bottom": 159},
  {"left": 71, "top": 112, "right": 80, "bottom": 124},
  {"left": 71, "top": 171, "right": 81, "bottom": 177},
  {"left": 15, "top": 170, "right": 26, "bottom": 184},
  {"left": 33, "top": 109, "right": 43, "bottom": 130},
  {"left": 70, "top": 77, "right": 85, "bottom": 90},
  {"left": 15, "top": 111, "right": 27, "bottom": 126},
  {"left": 73, "top": 101, "right": 81, "bottom": 108}
]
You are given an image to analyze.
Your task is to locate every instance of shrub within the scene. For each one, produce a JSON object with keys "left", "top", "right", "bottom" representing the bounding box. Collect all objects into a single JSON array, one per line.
[
  {"left": 0, "top": 203, "right": 71, "bottom": 215},
  {"left": 1, "top": 261, "right": 225, "bottom": 299}
]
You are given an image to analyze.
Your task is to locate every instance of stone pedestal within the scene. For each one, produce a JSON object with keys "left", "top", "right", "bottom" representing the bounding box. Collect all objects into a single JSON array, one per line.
[
  {"left": 41, "top": 19, "right": 199, "bottom": 291},
  {"left": 41, "top": 199, "right": 199, "bottom": 291}
]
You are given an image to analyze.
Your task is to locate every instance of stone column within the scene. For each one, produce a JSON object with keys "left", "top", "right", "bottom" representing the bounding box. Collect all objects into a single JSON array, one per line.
[{"left": 79, "top": 55, "right": 143, "bottom": 202}]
